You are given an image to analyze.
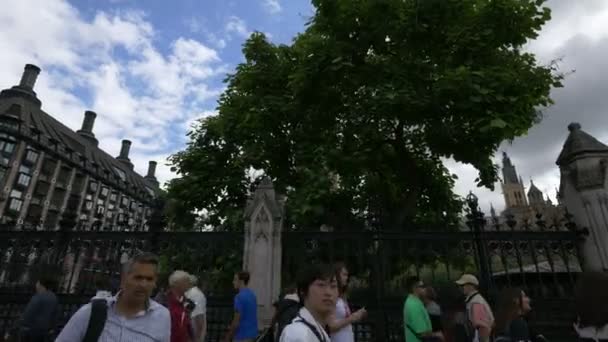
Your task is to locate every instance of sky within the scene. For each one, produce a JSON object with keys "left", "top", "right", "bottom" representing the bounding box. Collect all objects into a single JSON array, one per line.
[{"left": 0, "top": 0, "right": 607, "bottom": 215}]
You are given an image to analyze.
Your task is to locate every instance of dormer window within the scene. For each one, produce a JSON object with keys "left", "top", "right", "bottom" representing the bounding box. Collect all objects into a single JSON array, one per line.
[
  {"left": 24, "top": 148, "right": 39, "bottom": 165},
  {"left": 0, "top": 116, "right": 20, "bottom": 131},
  {"left": 113, "top": 166, "right": 126, "bottom": 182},
  {"left": 0, "top": 140, "right": 16, "bottom": 156}
]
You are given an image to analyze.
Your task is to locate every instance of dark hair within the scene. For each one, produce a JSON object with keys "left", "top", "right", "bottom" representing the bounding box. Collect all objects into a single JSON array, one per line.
[
  {"left": 406, "top": 276, "right": 423, "bottom": 293},
  {"left": 494, "top": 288, "right": 524, "bottom": 334},
  {"left": 237, "top": 271, "right": 250, "bottom": 285},
  {"left": 334, "top": 262, "right": 348, "bottom": 297},
  {"left": 284, "top": 284, "right": 297, "bottom": 294},
  {"left": 296, "top": 264, "right": 335, "bottom": 301},
  {"left": 425, "top": 286, "right": 437, "bottom": 301},
  {"left": 575, "top": 272, "right": 608, "bottom": 328},
  {"left": 123, "top": 252, "right": 159, "bottom": 274},
  {"left": 37, "top": 272, "right": 58, "bottom": 292},
  {"left": 94, "top": 275, "right": 111, "bottom": 291}
]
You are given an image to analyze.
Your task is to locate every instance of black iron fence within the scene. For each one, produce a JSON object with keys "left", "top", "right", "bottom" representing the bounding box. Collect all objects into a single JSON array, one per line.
[{"left": 0, "top": 201, "right": 588, "bottom": 341}]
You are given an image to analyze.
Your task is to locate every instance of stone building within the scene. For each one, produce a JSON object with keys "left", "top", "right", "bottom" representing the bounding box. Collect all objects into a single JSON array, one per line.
[
  {"left": 0, "top": 64, "right": 160, "bottom": 231},
  {"left": 496, "top": 152, "right": 565, "bottom": 225},
  {"left": 557, "top": 123, "right": 608, "bottom": 271}
]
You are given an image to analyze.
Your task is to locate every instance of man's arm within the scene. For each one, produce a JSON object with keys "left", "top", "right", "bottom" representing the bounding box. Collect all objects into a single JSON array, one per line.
[
  {"left": 223, "top": 311, "right": 240, "bottom": 342},
  {"left": 192, "top": 314, "right": 205, "bottom": 341},
  {"left": 20, "top": 294, "right": 41, "bottom": 327},
  {"left": 55, "top": 304, "right": 91, "bottom": 342},
  {"left": 471, "top": 303, "right": 492, "bottom": 337},
  {"left": 409, "top": 303, "right": 434, "bottom": 337}
]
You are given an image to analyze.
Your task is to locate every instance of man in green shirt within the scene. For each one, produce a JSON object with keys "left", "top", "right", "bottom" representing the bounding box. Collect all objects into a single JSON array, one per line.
[{"left": 403, "top": 276, "right": 442, "bottom": 342}]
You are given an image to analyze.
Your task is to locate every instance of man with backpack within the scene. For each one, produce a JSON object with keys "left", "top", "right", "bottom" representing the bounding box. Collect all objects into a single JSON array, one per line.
[
  {"left": 56, "top": 253, "right": 171, "bottom": 342},
  {"left": 455, "top": 274, "right": 494, "bottom": 342},
  {"left": 280, "top": 264, "right": 338, "bottom": 342},
  {"left": 272, "top": 286, "right": 300, "bottom": 342}
]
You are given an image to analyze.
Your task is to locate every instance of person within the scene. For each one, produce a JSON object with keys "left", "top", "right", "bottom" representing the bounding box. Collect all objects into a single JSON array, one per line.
[
  {"left": 403, "top": 276, "right": 443, "bottom": 342},
  {"left": 455, "top": 274, "right": 494, "bottom": 342},
  {"left": 185, "top": 274, "right": 207, "bottom": 342},
  {"left": 328, "top": 262, "right": 367, "bottom": 342},
  {"left": 574, "top": 272, "right": 608, "bottom": 341},
  {"left": 272, "top": 286, "right": 301, "bottom": 342},
  {"left": 92, "top": 274, "right": 113, "bottom": 300},
  {"left": 423, "top": 286, "right": 442, "bottom": 334},
  {"left": 223, "top": 271, "right": 258, "bottom": 342},
  {"left": 18, "top": 272, "right": 58, "bottom": 342},
  {"left": 437, "top": 284, "right": 468, "bottom": 342},
  {"left": 56, "top": 252, "right": 171, "bottom": 342},
  {"left": 280, "top": 264, "right": 338, "bottom": 342},
  {"left": 494, "top": 288, "right": 533, "bottom": 342},
  {"left": 168, "top": 270, "right": 194, "bottom": 342}
]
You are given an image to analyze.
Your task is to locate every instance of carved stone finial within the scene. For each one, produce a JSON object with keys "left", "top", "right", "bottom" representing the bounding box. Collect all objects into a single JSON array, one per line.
[
  {"left": 259, "top": 177, "right": 273, "bottom": 189},
  {"left": 568, "top": 122, "right": 581, "bottom": 132}
]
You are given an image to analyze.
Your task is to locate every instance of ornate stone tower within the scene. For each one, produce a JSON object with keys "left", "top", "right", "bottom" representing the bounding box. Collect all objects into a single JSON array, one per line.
[
  {"left": 557, "top": 123, "right": 608, "bottom": 271},
  {"left": 501, "top": 152, "right": 528, "bottom": 208},
  {"left": 527, "top": 180, "right": 545, "bottom": 207}
]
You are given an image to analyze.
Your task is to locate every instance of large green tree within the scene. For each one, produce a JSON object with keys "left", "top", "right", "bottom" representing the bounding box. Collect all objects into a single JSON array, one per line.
[{"left": 168, "top": 0, "right": 562, "bottom": 231}]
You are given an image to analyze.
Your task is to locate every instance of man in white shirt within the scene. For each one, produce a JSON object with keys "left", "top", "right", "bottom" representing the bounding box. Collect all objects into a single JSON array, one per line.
[
  {"left": 280, "top": 264, "right": 338, "bottom": 342},
  {"left": 185, "top": 274, "right": 207, "bottom": 342}
]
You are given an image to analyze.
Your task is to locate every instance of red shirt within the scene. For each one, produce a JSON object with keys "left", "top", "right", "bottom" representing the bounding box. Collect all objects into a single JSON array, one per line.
[{"left": 167, "top": 291, "right": 191, "bottom": 342}]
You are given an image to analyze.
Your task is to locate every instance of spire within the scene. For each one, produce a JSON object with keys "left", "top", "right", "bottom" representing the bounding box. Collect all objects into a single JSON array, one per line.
[
  {"left": 527, "top": 179, "right": 544, "bottom": 205},
  {"left": 490, "top": 203, "right": 497, "bottom": 218},
  {"left": 501, "top": 152, "right": 520, "bottom": 184}
]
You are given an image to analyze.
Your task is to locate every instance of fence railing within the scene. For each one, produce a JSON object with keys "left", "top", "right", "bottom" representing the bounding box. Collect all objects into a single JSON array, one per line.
[{"left": 0, "top": 201, "right": 588, "bottom": 341}]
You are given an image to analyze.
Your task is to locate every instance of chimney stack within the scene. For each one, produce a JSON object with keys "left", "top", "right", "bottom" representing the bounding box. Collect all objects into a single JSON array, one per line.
[
  {"left": 0, "top": 64, "right": 42, "bottom": 107},
  {"left": 146, "top": 161, "right": 157, "bottom": 178},
  {"left": 19, "top": 64, "right": 41, "bottom": 90},
  {"left": 116, "top": 139, "right": 134, "bottom": 169},
  {"left": 145, "top": 161, "right": 159, "bottom": 187},
  {"left": 81, "top": 111, "right": 96, "bottom": 132},
  {"left": 77, "top": 111, "right": 98, "bottom": 146}
]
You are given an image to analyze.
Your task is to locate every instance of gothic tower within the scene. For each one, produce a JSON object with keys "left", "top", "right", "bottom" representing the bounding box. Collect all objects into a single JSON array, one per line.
[
  {"left": 527, "top": 180, "right": 545, "bottom": 206},
  {"left": 501, "top": 152, "right": 528, "bottom": 208}
]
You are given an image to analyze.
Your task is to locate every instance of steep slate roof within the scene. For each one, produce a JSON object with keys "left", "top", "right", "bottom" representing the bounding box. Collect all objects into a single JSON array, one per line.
[
  {"left": 0, "top": 69, "right": 157, "bottom": 202},
  {"left": 556, "top": 122, "right": 608, "bottom": 165},
  {"left": 527, "top": 180, "right": 542, "bottom": 197}
]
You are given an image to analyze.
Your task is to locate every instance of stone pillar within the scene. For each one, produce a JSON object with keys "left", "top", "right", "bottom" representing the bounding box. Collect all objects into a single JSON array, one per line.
[
  {"left": 557, "top": 123, "right": 608, "bottom": 271},
  {"left": 243, "top": 177, "right": 284, "bottom": 329}
]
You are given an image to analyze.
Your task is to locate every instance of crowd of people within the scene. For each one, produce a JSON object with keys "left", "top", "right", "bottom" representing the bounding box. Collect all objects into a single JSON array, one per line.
[{"left": 4, "top": 252, "right": 608, "bottom": 342}]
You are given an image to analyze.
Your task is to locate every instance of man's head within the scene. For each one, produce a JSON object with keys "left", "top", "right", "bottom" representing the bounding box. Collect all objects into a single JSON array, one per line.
[
  {"left": 121, "top": 252, "right": 159, "bottom": 304},
  {"left": 188, "top": 274, "right": 198, "bottom": 288},
  {"left": 35, "top": 273, "right": 57, "bottom": 293},
  {"left": 233, "top": 271, "right": 250, "bottom": 290},
  {"left": 296, "top": 264, "right": 338, "bottom": 317},
  {"left": 406, "top": 276, "right": 426, "bottom": 298},
  {"left": 95, "top": 275, "right": 111, "bottom": 292},
  {"left": 169, "top": 270, "right": 191, "bottom": 296},
  {"left": 455, "top": 274, "right": 479, "bottom": 295}
]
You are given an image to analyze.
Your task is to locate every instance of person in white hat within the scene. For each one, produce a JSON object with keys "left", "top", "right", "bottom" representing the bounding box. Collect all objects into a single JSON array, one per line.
[{"left": 455, "top": 274, "right": 494, "bottom": 342}]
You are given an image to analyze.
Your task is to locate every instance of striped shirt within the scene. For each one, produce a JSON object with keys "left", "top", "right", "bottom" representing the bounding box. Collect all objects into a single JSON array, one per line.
[{"left": 55, "top": 294, "right": 171, "bottom": 342}]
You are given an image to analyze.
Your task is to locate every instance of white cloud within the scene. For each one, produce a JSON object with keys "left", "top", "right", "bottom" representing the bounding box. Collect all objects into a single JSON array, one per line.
[
  {"left": 225, "top": 16, "right": 250, "bottom": 39},
  {"left": 263, "top": 0, "right": 282, "bottom": 14},
  {"left": 185, "top": 17, "right": 203, "bottom": 34},
  {"left": 0, "top": 0, "right": 224, "bottom": 186},
  {"left": 206, "top": 32, "right": 227, "bottom": 49}
]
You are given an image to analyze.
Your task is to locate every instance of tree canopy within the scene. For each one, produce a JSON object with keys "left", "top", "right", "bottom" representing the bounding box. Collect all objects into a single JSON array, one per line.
[{"left": 168, "top": 0, "right": 562, "bottom": 231}]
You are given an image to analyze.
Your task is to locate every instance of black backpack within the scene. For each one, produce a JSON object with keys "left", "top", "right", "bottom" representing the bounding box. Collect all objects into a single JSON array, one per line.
[
  {"left": 82, "top": 299, "right": 108, "bottom": 342},
  {"left": 274, "top": 298, "right": 300, "bottom": 341}
]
